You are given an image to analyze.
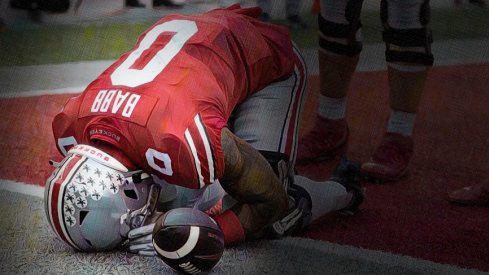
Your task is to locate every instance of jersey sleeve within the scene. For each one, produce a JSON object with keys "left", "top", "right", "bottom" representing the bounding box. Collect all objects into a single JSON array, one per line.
[
  {"left": 52, "top": 96, "right": 82, "bottom": 156},
  {"left": 147, "top": 113, "right": 224, "bottom": 190}
]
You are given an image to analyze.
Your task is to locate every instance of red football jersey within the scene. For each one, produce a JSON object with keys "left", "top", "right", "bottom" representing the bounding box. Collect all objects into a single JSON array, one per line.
[{"left": 52, "top": 5, "right": 296, "bottom": 189}]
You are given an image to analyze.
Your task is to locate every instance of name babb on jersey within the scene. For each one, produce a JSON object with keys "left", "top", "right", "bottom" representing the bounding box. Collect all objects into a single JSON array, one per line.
[{"left": 52, "top": 6, "right": 296, "bottom": 189}]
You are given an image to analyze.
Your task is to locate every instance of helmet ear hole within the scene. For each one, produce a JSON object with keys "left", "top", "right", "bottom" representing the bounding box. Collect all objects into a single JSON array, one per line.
[
  {"left": 124, "top": 189, "right": 138, "bottom": 200},
  {"left": 79, "top": 210, "right": 89, "bottom": 225}
]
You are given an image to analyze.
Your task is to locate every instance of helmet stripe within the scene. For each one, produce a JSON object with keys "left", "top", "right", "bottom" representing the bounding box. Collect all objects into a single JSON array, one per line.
[
  {"left": 46, "top": 154, "right": 76, "bottom": 242},
  {"left": 45, "top": 154, "right": 76, "bottom": 211},
  {"left": 48, "top": 154, "right": 84, "bottom": 250}
]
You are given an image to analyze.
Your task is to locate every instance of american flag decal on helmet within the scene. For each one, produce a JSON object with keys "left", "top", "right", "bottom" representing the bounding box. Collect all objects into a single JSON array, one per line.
[{"left": 184, "top": 114, "right": 217, "bottom": 188}]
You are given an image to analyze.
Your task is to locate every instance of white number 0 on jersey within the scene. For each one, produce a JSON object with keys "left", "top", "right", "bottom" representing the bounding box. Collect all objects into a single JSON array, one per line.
[{"left": 110, "top": 20, "right": 198, "bottom": 88}]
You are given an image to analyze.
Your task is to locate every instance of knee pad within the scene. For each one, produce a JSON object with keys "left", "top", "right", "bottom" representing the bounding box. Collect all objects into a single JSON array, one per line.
[
  {"left": 381, "top": 0, "right": 434, "bottom": 66},
  {"left": 318, "top": 0, "right": 364, "bottom": 57}
]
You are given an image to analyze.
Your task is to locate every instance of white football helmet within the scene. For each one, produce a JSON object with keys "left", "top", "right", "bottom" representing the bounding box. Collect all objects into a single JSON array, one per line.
[{"left": 44, "top": 144, "right": 160, "bottom": 252}]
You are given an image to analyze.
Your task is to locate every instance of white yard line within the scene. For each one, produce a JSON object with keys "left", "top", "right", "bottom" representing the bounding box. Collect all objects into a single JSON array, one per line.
[
  {"left": 2, "top": 38, "right": 489, "bottom": 97},
  {"left": 0, "top": 179, "right": 44, "bottom": 198},
  {"left": 0, "top": 60, "right": 113, "bottom": 97},
  {"left": 0, "top": 86, "right": 86, "bottom": 98}
]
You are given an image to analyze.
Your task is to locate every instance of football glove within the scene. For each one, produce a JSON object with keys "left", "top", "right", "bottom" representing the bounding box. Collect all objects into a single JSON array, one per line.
[{"left": 127, "top": 223, "right": 157, "bottom": 257}]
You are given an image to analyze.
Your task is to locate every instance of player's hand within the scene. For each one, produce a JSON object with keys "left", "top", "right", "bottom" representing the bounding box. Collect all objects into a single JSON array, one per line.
[
  {"left": 127, "top": 223, "right": 157, "bottom": 256},
  {"left": 127, "top": 211, "right": 164, "bottom": 257}
]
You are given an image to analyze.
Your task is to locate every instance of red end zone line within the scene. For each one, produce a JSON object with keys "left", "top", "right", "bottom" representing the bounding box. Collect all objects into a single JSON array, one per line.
[
  {"left": 0, "top": 89, "right": 83, "bottom": 190},
  {"left": 2, "top": 61, "right": 489, "bottom": 191}
]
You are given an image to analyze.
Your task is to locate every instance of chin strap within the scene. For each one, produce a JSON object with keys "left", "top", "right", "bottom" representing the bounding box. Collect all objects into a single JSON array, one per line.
[{"left": 119, "top": 183, "right": 161, "bottom": 237}]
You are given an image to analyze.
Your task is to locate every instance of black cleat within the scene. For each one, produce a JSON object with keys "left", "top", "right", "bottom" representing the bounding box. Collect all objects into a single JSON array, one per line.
[{"left": 330, "top": 157, "right": 365, "bottom": 215}]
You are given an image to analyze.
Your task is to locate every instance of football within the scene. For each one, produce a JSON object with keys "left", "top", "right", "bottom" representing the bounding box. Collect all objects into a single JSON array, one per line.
[{"left": 152, "top": 208, "right": 225, "bottom": 274}]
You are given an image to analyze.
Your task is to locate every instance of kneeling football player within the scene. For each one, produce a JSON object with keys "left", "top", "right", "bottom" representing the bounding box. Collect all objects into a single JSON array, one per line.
[{"left": 44, "top": 4, "right": 364, "bottom": 258}]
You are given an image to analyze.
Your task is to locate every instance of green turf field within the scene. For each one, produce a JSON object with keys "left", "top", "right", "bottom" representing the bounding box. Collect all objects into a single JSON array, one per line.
[{"left": 1, "top": 7, "right": 488, "bottom": 66}]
